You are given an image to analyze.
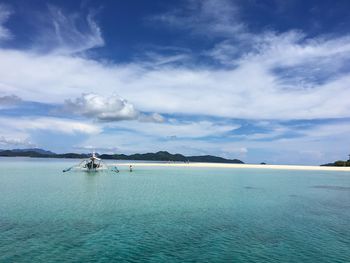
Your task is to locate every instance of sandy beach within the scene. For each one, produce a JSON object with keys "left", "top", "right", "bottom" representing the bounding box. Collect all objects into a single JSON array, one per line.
[{"left": 114, "top": 162, "right": 350, "bottom": 172}]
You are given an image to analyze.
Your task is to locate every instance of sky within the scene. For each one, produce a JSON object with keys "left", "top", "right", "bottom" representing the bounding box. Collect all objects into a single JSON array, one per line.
[{"left": 0, "top": 0, "right": 350, "bottom": 164}]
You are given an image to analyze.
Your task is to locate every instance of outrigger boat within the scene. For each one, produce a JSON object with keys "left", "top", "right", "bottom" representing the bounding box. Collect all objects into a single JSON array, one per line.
[
  {"left": 81, "top": 152, "right": 107, "bottom": 171},
  {"left": 63, "top": 152, "right": 113, "bottom": 173}
]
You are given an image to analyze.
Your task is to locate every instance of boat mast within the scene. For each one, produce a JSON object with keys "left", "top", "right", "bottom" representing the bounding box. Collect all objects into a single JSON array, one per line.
[{"left": 92, "top": 151, "right": 95, "bottom": 169}]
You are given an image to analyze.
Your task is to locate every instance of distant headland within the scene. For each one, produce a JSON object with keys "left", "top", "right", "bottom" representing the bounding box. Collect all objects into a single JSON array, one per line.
[
  {"left": 0, "top": 148, "right": 244, "bottom": 164},
  {"left": 321, "top": 160, "right": 350, "bottom": 167}
]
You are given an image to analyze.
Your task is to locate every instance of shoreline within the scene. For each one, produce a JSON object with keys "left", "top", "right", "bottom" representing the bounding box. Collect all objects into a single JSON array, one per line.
[{"left": 114, "top": 162, "right": 350, "bottom": 172}]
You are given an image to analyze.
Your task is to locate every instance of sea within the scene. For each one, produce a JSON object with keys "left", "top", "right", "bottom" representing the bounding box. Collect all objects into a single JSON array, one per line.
[{"left": 0, "top": 157, "right": 349, "bottom": 263}]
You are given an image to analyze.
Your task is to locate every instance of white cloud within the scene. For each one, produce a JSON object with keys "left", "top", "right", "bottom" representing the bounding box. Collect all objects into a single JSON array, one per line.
[
  {"left": 81, "top": 131, "right": 348, "bottom": 165},
  {"left": 0, "top": 2, "right": 349, "bottom": 120},
  {"left": 151, "top": 0, "right": 245, "bottom": 36},
  {"left": 0, "top": 136, "right": 35, "bottom": 148},
  {"left": 64, "top": 93, "right": 164, "bottom": 123},
  {"left": 34, "top": 5, "right": 104, "bottom": 54},
  {"left": 64, "top": 93, "right": 139, "bottom": 121},
  {"left": 138, "top": 113, "right": 165, "bottom": 123},
  {"left": 74, "top": 145, "right": 119, "bottom": 154},
  {"left": 1, "top": 32, "right": 350, "bottom": 120},
  {"left": 0, "top": 4, "right": 11, "bottom": 41},
  {"left": 106, "top": 119, "right": 239, "bottom": 138},
  {"left": 236, "top": 31, "right": 350, "bottom": 74},
  {"left": 71, "top": 119, "right": 350, "bottom": 164},
  {"left": 140, "top": 52, "right": 191, "bottom": 67},
  {"left": 77, "top": 119, "right": 240, "bottom": 155},
  {"left": 232, "top": 121, "right": 350, "bottom": 164},
  {"left": 0, "top": 117, "right": 101, "bottom": 135},
  {"left": 299, "top": 122, "right": 350, "bottom": 138}
]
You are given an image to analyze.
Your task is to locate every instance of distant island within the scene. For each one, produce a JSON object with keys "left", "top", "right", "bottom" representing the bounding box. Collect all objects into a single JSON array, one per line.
[
  {"left": 321, "top": 160, "right": 350, "bottom": 167},
  {"left": 0, "top": 148, "right": 244, "bottom": 164}
]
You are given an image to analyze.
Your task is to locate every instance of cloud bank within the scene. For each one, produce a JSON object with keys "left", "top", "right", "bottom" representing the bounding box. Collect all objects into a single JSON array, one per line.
[
  {"left": 1, "top": 31, "right": 350, "bottom": 119},
  {"left": 0, "top": 136, "right": 34, "bottom": 148},
  {"left": 0, "top": 116, "right": 101, "bottom": 135}
]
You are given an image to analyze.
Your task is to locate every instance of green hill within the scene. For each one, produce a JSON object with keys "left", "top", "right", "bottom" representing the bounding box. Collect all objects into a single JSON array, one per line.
[
  {"left": 0, "top": 149, "right": 244, "bottom": 164},
  {"left": 100, "top": 151, "right": 243, "bottom": 163}
]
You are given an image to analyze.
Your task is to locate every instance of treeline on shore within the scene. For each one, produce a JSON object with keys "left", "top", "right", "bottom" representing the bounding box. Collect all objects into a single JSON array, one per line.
[
  {"left": 0, "top": 149, "right": 244, "bottom": 164},
  {"left": 321, "top": 160, "right": 350, "bottom": 167}
]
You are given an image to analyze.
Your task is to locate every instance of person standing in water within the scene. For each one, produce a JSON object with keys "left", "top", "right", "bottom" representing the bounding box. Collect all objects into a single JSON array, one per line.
[{"left": 129, "top": 165, "right": 133, "bottom": 172}]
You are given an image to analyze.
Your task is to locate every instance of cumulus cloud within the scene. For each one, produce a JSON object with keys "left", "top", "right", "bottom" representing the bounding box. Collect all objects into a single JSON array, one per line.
[
  {"left": 64, "top": 93, "right": 139, "bottom": 121},
  {"left": 64, "top": 93, "right": 164, "bottom": 123}
]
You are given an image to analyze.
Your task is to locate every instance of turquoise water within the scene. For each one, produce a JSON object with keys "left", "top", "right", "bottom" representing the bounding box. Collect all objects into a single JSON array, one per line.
[{"left": 0, "top": 158, "right": 349, "bottom": 263}]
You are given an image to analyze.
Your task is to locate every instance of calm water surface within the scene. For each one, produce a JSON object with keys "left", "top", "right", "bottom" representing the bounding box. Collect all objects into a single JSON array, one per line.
[{"left": 0, "top": 158, "right": 349, "bottom": 262}]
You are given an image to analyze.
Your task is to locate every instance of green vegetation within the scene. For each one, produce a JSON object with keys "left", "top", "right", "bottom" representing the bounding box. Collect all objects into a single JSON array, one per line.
[
  {"left": 321, "top": 160, "right": 350, "bottom": 167},
  {"left": 100, "top": 151, "right": 243, "bottom": 163},
  {"left": 0, "top": 149, "right": 244, "bottom": 164}
]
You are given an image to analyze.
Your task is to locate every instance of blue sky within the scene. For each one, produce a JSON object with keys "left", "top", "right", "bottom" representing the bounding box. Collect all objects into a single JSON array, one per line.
[{"left": 0, "top": 0, "right": 350, "bottom": 164}]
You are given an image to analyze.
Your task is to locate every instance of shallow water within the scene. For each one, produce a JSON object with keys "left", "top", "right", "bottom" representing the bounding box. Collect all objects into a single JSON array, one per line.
[{"left": 0, "top": 158, "right": 349, "bottom": 263}]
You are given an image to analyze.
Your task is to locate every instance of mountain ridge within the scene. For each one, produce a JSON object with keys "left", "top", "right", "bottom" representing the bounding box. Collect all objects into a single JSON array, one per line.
[{"left": 0, "top": 149, "right": 244, "bottom": 164}]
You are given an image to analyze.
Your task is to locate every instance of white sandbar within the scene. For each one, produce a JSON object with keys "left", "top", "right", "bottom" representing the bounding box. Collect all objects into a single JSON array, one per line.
[{"left": 113, "top": 162, "right": 350, "bottom": 172}]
